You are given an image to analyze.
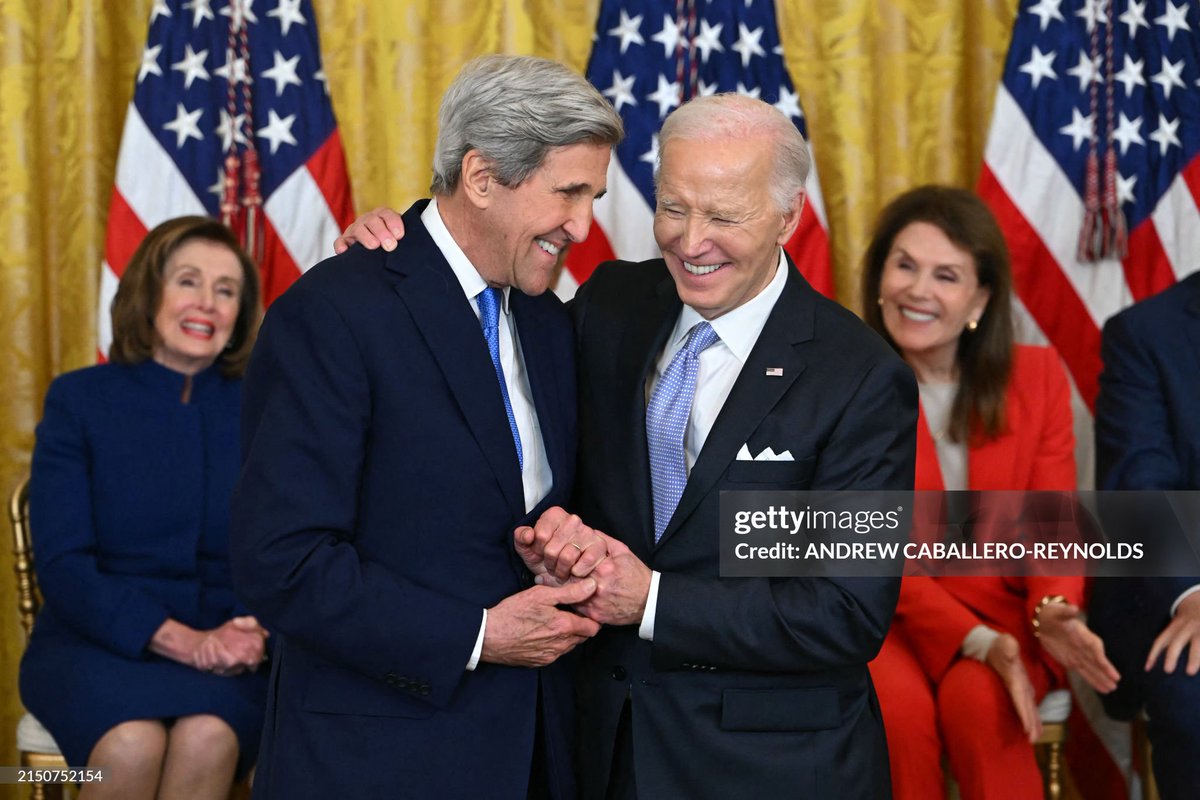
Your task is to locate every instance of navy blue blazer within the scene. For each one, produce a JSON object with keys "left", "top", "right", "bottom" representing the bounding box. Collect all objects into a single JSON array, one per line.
[
  {"left": 1092, "top": 272, "right": 1200, "bottom": 718},
  {"left": 570, "top": 259, "right": 916, "bottom": 799},
  {"left": 21, "top": 361, "right": 265, "bottom": 772},
  {"left": 231, "top": 202, "right": 578, "bottom": 799}
]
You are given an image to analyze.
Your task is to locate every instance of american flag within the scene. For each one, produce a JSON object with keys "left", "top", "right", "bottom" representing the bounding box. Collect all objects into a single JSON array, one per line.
[
  {"left": 979, "top": 0, "right": 1200, "bottom": 472},
  {"left": 559, "top": 0, "right": 833, "bottom": 300},
  {"left": 99, "top": 0, "right": 354, "bottom": 354},
  {"left": 979, "top": 4, "right": 1199, "bottom": 794}
]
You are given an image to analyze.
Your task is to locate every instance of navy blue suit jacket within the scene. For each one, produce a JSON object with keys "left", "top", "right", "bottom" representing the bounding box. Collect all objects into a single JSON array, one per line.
[
  {"left": 1092, "top": 272, "right": 1200, "bottom": 718},
  {"left": 231, "top": 202, "right": 578, "bottom": 799},
  {"left": 570, "top": 260, "right": 916, "bottom": 799}
]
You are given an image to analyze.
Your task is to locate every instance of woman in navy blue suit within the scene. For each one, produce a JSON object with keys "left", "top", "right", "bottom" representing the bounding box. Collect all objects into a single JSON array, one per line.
[{"left": 19, "top": 216, "right": 267, "bottom": 799}]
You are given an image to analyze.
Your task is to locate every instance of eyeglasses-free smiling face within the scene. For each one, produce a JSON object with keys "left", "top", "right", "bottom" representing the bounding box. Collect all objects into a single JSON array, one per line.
[
  {"left": 653, "top": 135, "right": 801, "bottom": 320},
  {"left": 152, "top": 238, "right": 244, "bottom": 376},
  {"left": 476, "top": 141, "right": 611, "bottom": 296},
  {"left": 878, "top": 221, "right": 991, "bottom": 380}
]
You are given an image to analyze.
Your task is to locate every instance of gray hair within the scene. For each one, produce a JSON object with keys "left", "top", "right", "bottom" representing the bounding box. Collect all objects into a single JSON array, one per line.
[
  {"left": 431, "top": 55, "right": 624, "bottom": 194},
  {"left": 655, "top": 93, "right": 811, "bottom": 213}
]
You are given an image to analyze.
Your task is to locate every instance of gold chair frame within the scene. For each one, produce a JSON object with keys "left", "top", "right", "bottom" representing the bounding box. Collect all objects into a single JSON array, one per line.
[
  {"left": 10, "top": 474, "right": 69, "bottom": 800},
  {"left": 1034, "top": 717, "right": 1068, "bottom": 800},
  {"left": 10, "top": 474, "right": 254, "bottom": 800}
]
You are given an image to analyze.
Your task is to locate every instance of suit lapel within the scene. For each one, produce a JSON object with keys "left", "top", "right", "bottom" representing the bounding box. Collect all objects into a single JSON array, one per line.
[
  {"left": 657, "top": 264, "right": 813, "bottom": 547},
  {"left": 386, "top": 203, "right": 525, "bottom": 519},
  {"left": 619, "top": 275, "right": 681, "bottom": 549}
]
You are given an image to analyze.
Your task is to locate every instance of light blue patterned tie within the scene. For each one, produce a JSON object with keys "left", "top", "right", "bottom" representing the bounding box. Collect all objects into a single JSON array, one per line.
[
  {"left": 477, "top": 287, "right": 523, "bottom": 471},
  {"left": 647, "top": 321, "right": 720, "bottom": 542}
]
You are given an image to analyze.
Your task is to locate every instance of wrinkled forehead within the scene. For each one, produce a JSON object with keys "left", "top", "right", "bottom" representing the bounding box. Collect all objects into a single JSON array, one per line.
[{"left": 657, "top": 136, "right": 773, "bottom": 201}]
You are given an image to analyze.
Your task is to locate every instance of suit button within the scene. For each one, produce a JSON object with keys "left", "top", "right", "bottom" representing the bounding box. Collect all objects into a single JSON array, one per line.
[
  {"left": 385, "top": 672, "right": 398, "bottom": 686},
  {"left": 419, "top": 684, "right": 432, "bottom": 696},
  {"left": 611, "top": 666, "right": 627, "bottom": 681}
]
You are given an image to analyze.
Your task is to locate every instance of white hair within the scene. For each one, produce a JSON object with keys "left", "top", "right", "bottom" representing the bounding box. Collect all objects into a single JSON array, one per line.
[{"left": 655, "top": 93, "right": 810, "bottom": 212}]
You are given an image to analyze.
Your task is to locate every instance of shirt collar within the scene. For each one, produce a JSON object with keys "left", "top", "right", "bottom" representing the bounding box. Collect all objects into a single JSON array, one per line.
[
  {"left": 670, "top": 248, "right": 788, "bottom": 363},
  {"left": 421, "top": 197, "right": 511, "bottom": 315}
]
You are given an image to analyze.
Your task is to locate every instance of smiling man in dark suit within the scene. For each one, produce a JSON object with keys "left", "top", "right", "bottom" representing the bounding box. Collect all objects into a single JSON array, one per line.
[
  {"left": 230, "top": 55, "right": 622, "bottom": 799},
  {"left": 523, "top": 94, "right": 917, "bottom": 799}
]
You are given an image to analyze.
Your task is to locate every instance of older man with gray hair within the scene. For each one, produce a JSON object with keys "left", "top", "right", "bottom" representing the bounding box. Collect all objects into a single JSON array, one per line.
[
  {"left": 232, "top": 54, "right": 622, "bottom": 799},
  {"left": 532, "top": 92, "right": 914, "bottom": 800}
]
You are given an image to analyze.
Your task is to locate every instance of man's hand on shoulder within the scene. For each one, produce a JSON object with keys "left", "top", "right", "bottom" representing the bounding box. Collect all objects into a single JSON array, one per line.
[
  {"left": 333, "top": 206, "right": 405, "bottom": 253},
  {"left": 480, "top": 580, "right": 600, "bottom": 668}
]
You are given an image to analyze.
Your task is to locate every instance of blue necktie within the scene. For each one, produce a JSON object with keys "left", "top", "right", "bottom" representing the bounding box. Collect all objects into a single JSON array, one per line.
[
  {"left": 476, "top": 287, "right": 523, "bottom": 471},
  {"left": 646, "top": 321, "right": 720, "bottom": 542}
]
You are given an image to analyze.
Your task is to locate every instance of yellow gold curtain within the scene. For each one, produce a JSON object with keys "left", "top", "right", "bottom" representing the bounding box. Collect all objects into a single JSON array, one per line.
[{"left": 0, "top": 0, "right": 1016, "bottom": 778}]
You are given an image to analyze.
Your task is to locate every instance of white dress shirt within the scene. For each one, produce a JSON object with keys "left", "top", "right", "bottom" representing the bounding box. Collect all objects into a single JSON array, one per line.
[
  {"left": 639, "top": 249, "right": 789, "bottom": 640},
  {"left": 422, "top": 199, "right": 553, "bottom": 668}
]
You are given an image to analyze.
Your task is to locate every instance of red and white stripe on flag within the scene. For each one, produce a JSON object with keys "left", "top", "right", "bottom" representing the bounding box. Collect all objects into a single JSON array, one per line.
[
  {"left": 559, "top": 0, "right": 833, "bottom": 301},
  {"left": 978, "top": 0, "right": 1200, "bottom": 468},
  {"left": 99, "top": 0, "right": 354, "bottom": 357},
  {"left": 979, "top": 2, "right": 1200, "bottom": 796}
]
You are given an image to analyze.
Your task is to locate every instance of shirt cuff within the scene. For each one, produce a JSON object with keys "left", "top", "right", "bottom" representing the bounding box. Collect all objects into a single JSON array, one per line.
[
  {"left": 638, "top": 571, "right": 662, "bottom": 641},
  {"left": 1170, "top": 585, "right": 1200, "bottom": 617},
  {"left": 467, "top": 609, "right": 486, "bottom": 671},
  {"left": 961, "top": 624, "right": 1001, "bottom": 662}
]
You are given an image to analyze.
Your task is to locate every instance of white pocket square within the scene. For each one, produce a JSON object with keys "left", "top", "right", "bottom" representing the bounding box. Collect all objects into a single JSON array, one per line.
[{"left": 736, "top": 445, "right": 794, "bottom": 462}]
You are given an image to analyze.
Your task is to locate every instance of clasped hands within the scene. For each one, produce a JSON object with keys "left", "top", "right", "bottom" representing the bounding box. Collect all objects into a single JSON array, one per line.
[
  {"left": 151, "top": 616, "right": 269, "bottom": 677},
  {"left": 193, "top": 616, "right": 270, "bottom": 676},
  {"left": 515, "top": 506, "right": 651, "bottom": 627},
  {"left": 479, "top": 507, "right": 650, "bottom": 669}
]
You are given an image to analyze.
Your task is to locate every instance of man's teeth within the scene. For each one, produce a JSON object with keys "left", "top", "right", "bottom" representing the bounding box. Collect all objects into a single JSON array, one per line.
[
  {"left": 900, "top": 308, "right": 937, "bottom": 322},
  {"left": 683, "top": 261, "right": 723, "bottom": 276},
  {"left": 536, "top": 239, "right": 561, "bottom": 256}
]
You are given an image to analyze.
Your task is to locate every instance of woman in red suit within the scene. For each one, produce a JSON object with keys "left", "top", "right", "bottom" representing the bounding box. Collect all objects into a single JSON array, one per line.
[{"left": 859, "top": 186, "right": 1119, "bottom": 800}]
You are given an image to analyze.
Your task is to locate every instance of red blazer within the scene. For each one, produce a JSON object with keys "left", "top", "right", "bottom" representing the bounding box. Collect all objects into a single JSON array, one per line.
[{"left": 895, "top": 345, "right": 1081, "bottom": 684}]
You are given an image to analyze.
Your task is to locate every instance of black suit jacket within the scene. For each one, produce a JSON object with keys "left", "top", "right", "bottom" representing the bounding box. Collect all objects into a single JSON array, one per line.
[
  {"left": 570, "top": 259, "right": 917, "bottom": 799},
  {"left": 1091, "top": 272, "right": 1200, "bottom": 719},
  {"left": 231, "top": 202, "right": 579, "bottom": 799}
]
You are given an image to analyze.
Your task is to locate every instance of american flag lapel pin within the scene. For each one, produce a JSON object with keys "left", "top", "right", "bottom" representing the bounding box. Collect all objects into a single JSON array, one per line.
[{"left": 765, "top": 367, "right": 784, "bottom": 377}]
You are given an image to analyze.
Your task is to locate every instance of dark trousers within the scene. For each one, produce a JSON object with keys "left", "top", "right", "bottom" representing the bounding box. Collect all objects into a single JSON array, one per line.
[
  {"left": 1145, "top": 667, "right": 1200, "bottom": 800},
  {"left": 604, "top": 699, "right": 637, "bottom": 800},
  {"left": 529, "top": 690, "right": 550, "bottom": 800}
]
